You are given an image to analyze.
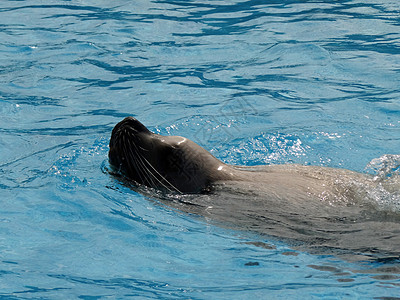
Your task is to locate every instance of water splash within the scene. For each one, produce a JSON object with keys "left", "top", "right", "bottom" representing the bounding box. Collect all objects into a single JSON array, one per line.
[
  {"left": 366, "top": 154, "right": 400, "bottom": 179},
  {"left": 364, "top": 155, "right": 400, "bottom": 213}
]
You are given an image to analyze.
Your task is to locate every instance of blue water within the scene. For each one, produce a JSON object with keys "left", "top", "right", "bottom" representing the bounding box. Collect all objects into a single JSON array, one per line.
[{"left": 1, "top": 0, "right": 399, "bottom": 298}]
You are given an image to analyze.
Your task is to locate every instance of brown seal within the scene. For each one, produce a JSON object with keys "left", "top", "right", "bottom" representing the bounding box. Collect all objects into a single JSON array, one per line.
[
  {"left": 108, "top": 117, "right": 400, "bottom": 261},
  {"left": 108, "top": 117, "right": 382, "bottom": 201}
]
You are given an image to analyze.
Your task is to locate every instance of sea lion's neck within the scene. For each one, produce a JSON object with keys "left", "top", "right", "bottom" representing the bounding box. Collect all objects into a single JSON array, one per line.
[
  {"left": 205, "top": 160, "right": 248, "bottom": 183},
  {"left": 179, "top": 139, "right": 241, "bottom": 183}
]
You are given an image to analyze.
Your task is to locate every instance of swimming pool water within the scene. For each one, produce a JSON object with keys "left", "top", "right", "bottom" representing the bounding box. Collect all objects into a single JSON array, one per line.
[{"left": 1, "top": 0, "right": 399, "bottom": 298}]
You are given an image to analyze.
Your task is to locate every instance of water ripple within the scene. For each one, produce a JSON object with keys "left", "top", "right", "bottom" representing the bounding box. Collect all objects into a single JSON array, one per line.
[{"left": 1, "top": 0, "right": 400, "bottom": 298}]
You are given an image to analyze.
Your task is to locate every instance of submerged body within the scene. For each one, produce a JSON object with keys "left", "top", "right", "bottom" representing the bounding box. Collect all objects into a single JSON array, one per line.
[{"left": 109, "top": 117, "right": 400, "bottom": 260}]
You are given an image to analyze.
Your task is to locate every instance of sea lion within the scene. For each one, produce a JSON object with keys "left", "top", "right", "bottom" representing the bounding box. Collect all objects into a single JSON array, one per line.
[
  {"left": 108, "top": 117, "right": 400, "bottom": 260},
  {"left": 109, "top": 117, "right": 376, "bottom": 200}
]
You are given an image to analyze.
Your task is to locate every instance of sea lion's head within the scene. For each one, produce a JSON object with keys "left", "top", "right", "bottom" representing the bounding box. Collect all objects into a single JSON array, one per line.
[{"left": 109, "top": 117, "right": 226, "bottom": 193}]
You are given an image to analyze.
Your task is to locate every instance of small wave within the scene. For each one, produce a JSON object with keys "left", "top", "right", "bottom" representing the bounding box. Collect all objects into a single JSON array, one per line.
[
  {"left": 366, "top": 154, "right": 400, "bottom": 179},
  {"left": 364, "top": 155, "right": 400, "bottom": 213}
]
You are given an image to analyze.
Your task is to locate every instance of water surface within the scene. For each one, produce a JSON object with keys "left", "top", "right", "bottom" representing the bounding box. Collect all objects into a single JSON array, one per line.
[{"left": 1, "top": 0, "right": 400, "bottom": 298}]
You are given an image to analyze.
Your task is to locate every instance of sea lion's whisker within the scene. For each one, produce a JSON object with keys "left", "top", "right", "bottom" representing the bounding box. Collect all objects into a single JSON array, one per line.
[
  {"left": 125, "top": 138, "right": 153, "bottom": 187},
  {"left": 139, "top": 153, "right": 183, "bottom": 194},
  {"left": 129, "top": 141, "right": 159, "bottom": 189},
  {"left": 132, "top": 142, "right": 181, "bottom": 193},
  {"left": 130, "top": 140, "right": 180, "bottom": 193},
  {"left": 138, "top": 145, "right": 149, "bottom": 152}
]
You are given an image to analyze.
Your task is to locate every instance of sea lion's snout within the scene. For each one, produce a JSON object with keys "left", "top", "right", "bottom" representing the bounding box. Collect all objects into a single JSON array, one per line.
[
  {"left": 113, "top": 117, "right": 151, "bottom": 135},
  {"left": 108, "top": 117, "right": 154, "bottom": 177},
  {"left": 109, "top": 117, "right": 151, "bottom": 151}
]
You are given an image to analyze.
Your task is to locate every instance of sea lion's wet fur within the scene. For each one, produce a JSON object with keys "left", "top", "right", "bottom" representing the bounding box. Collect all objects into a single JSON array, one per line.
[
  {"left": 109, "top": 117, "right": 400, "bottom": 261},
  {"left": 109, "top": 117, "right": 237, "bottom": 193}
]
